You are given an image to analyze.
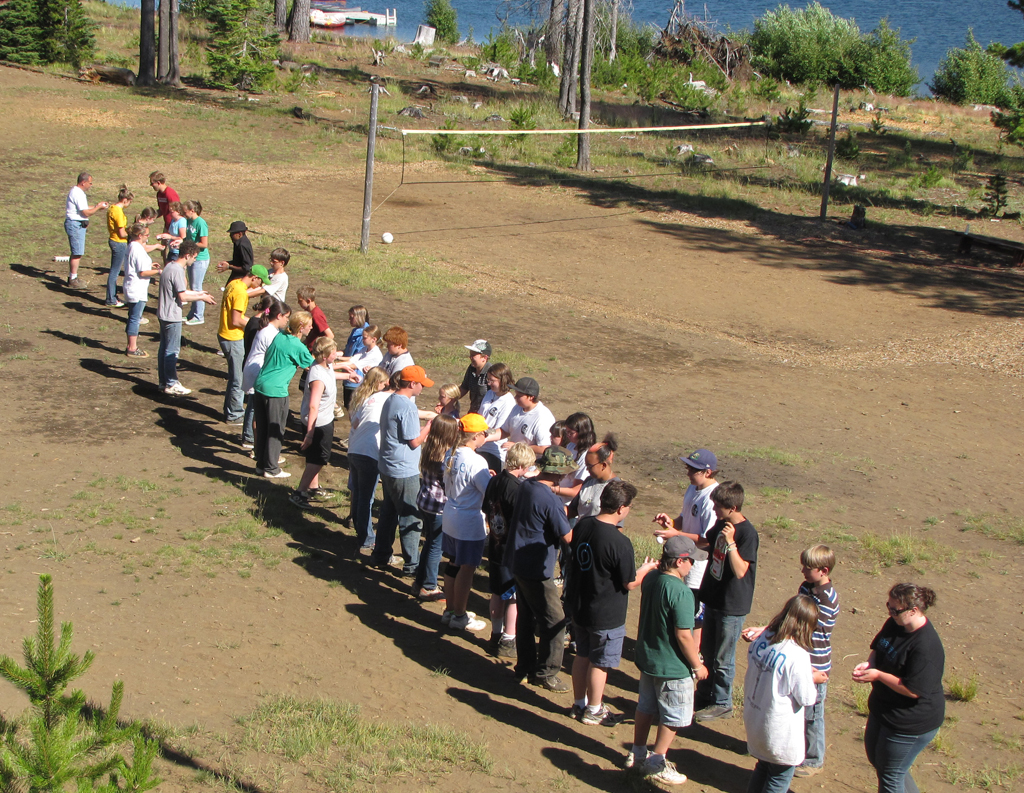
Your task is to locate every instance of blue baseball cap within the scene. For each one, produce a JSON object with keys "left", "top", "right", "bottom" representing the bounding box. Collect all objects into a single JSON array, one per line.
[{"left": 680, "top": 448, "right": 717, "bottom": 471}]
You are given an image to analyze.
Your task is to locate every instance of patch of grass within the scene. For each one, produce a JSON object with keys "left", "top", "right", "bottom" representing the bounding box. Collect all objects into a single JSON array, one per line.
[
  {"left": 417, "top": 345, "right": 549, "bottom": 378},
  {"left": 930, "top": 729, "right": 957, "bottom": 756},
  {"left": 757, "top": 486, "right": 793, "bottom": 505},
  {"left": 959, "top": 512, "right": 1024, "bottom": 545},
  {"left": 238, "top": 696, "right": 491, "bottom": 787},
  {"left": 848, "top": 685, "right": 870, "bottom": 716},
  {"left": 860, "top": 532, "right": 956, "bottom": 569},
  {"left": 630, "top": 531, "right": 662, "bottom": 568},
  {"left": 762, "top": 515, "right": 797, "bottom": 537},
  {"left": 303, "top": 248, "right": 456, "bottom": 300},
  {"left": 990, "top": 732, "right": 1024, "bottom": 752},
  {"left": 727, "top": 445, "right": 809, "bottom": 467},
  {"left": 942, "top": 762, "right": 1024, "bottom": 789},
  {"left": 946, "top": 672, "right": 980, "bottom": 703}
]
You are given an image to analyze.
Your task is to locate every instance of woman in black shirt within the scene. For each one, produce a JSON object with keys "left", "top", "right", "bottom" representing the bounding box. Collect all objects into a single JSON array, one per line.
[{"left": 852, "top": 583, "right": 944, "bottom": 793}]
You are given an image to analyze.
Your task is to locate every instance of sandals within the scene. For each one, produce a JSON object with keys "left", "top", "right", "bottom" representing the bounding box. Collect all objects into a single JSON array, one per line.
[{"left": 125, "top": 349, "right": 148, "bottom": 358}]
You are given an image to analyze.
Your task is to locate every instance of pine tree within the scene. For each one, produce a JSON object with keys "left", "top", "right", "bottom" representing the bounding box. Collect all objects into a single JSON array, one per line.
[
  {"left": 0, "top": 0, "right": 44, "bottom": 64},
  {"left": 0, "top": 575, "right": 161, "bottom": 793},
  {"left": 35, "top": 0, "right": 95, "bottom": 68},
  {"left": 207, "top": 0, "right": 279, "bottom": 90}
]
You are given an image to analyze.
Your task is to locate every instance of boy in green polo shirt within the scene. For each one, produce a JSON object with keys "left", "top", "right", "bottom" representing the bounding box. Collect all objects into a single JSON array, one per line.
[{"left": 625, "top": 536, "right": 709, "bottom": 786}]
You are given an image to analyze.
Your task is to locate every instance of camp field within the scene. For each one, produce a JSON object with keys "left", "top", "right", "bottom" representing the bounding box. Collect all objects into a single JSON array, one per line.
[{"left": 1, "top": 52, "right": 1024, "bottom": 793}]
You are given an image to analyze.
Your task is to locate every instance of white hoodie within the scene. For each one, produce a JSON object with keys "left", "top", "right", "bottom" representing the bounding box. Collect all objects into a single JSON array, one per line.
[{"left": 743, "top": 632, "right": 817, "bottom": 767}]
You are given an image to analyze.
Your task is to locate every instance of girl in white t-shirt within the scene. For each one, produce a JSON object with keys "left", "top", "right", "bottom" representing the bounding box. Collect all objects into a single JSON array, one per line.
[
  {"left": 293, "top": 336, "right": 345, "bottom": 507},
  {"left": 743, "top": 595, "right": 819, "bottom": 793},
  {"left": 477, "top": 363, "right": 517, "bottom": 473},
  {"left": 334, "top": 324, "right": 383, "bottom": 386},
  {"left": 554, "top": 412, "right": 594, "bottom": 504},
  {"left": 441, "top": 413, "right": 494, "bottom": 632},
  {"left": 346, "top": 368, "right": 392, "bottom": 548},
  {"left": 123, "top": 223, "right": 164, "bottom": 357}
]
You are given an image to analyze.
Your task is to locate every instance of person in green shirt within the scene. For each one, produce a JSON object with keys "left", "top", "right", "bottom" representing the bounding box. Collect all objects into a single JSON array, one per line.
[
  {"left": 253, "top": 310, "right": 313, "bottom": 479},
  {"left": 625, "top": 536, "right": 710, "bottom": 786}
]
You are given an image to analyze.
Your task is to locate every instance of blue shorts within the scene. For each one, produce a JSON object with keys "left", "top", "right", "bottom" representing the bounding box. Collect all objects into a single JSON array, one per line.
[
  {"left": 65, "top": 218, "right": 87, "bottom": 257},
  {"left": 637, "top": 673, "right": 694, "bottom": 729},
  {"left": 442, "top": 533, "right": 485, "bottom": 567},
  {"left": 572, "top": 622, "right": 626, "bottom": 668}
]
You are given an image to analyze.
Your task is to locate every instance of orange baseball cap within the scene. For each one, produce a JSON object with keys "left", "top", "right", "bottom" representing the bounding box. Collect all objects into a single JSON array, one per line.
[
  {"left": 459, "top": 413, "right": 489, "bottom": 433},
  {"left": 400, "top": 365, "right": 434, "bottom": 387}
]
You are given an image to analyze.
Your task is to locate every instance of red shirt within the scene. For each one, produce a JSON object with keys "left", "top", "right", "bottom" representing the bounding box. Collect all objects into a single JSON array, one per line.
[
  {"left": 157, "top": 186, "right": 180, "bottom": 229},
  {"left": 305, "top": 305, "right": 330, "bottom": 351}
]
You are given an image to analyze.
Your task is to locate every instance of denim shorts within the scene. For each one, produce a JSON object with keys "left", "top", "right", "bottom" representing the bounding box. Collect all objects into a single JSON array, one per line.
[
  {"left": 573, "top": 622, "right": 626, "bottom": 668},
  {"left": 442, "top": 532, "right": 485, "bottom": 567},
  {"left": 637, "top": 672, "right": 694, "bottom": 729},
  {"left": 65, "top": 218, "right": 87, "bottom": 257}
]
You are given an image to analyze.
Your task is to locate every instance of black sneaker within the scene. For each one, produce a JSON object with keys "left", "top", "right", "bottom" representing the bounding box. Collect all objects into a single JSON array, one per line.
[
  {"left": 694, "top": 704, "right": 734, "bottom": 722},
  {"left": 534, "top": 675, "right": 569, "bottom": 693},
  {"left": 496, "top": 637, "right": 517, "bottom": 658},
  {"left": 289, "top": 491, "right": 313, "bottom": 509}
]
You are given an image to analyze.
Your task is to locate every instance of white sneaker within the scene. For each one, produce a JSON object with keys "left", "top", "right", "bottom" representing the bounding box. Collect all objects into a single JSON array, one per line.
[
  {"left": 164, "top": 383, "right": 192, "bottom": 396},
  {"left": 623, "top": 748, "right": 648, "bottom": 770},
  {"left": 184, "top": 318, "right": 204, "bottom": 326},
  {"left": 138, "top": 317, "right": 150, "bottom": 325},
  {"left": 642, "top": 758, "right": 688, "bottom": 786},
  {"left": 241, "top": 442, "right": 254, "bottom": 450},
  {"left": 450, "top": 613, "right": 487, "bottom": 631},
  {"left": 263, "top": 470, "right": 291, "bottom": 479}
]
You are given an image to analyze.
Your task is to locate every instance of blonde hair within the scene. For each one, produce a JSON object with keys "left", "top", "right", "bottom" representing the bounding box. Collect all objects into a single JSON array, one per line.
[
  {"left": 801, "top": 544, "right": 836, "bottom": 572},
  {"left": 289, "top": 310, "right": 313, "bottom": 336},
  {"left": 362, "top": 324, "right": 380, "bottom": 344},
  {"left": 312, "top": 336, "right": 337, "bottom": 362},
  {"left": 349, "top": 368, "right": 389, "bottom": 418},
  {"left": 504, "top": 442, "right": 535, "bottom": 471},
  {"left": 764, "top": 595, "right": 818, "bottom": 651},
  {"left": 439, "top": 383, "right": 461, "bottom": 402},
  {"left": 421, "top": 415, "right": 460, "bottom": 476}
]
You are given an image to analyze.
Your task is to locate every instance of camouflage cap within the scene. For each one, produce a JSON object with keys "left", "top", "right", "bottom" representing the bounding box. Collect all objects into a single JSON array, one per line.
[{"left": 538, "top": 444, "right": 579, "bottom": 475}]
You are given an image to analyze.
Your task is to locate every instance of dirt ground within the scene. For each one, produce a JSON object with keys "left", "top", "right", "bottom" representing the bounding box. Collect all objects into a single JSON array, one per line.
[{"left": 2, "top": 64, "right": 1024, "bottom": 793}]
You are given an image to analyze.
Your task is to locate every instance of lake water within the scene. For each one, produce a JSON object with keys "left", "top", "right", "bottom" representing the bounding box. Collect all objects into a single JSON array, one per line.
[{"left": 116, "top": 0, "right": 1022, "bottom": 90}]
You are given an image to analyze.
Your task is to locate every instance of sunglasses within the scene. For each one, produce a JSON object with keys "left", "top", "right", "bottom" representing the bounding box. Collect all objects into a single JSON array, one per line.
[{"left": 887, "top": 603, "right": 913, "bottom": 616}]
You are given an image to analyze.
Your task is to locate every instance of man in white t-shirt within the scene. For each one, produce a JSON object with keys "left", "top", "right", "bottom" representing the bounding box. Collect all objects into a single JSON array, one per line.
[
  {"left": 499, "top": 377, "right": 555, "bottom": 455},
  {"left": 653, "top": 448, "right": 720, "bottom": 647},
  {"left": 64, "top": 172, "right": 109, "bottom": 287}
]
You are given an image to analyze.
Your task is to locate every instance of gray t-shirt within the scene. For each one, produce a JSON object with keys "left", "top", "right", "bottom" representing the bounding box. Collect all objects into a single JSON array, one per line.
[
  {"left": 157, "top": 261, "right": 188, "bottom": 322},
  {"left": 377, "top": 392, "right": 421, "bottom": 478}
]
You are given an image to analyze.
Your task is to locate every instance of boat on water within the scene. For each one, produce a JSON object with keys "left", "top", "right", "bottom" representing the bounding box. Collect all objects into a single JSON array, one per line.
[{"left": 309, "top": 3, "right": 397, "bottom": 27}]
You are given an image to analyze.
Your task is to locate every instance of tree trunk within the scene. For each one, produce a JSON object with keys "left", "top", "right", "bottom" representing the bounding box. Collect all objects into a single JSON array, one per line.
[
  {"left": 545, "top": 0, "right": 564, "bottom": 65},
  {"left": 275, "top": 0, "right": 288, "bottom": 31},
  {"left": 288, "top": 0, "right": 311, "bottom": 42},
  {"left": 138, "top": 0, "right": 156, "bottom": 86},
  {"left": 558, "top": 0, "right": 582, "bottom": 116},
  {"left": 576, "top": 0, "right": 594, "bottom": 170},
  {"left": 609, "top": 0, "right": 618, "bottom": 62},
  {"left": 164, "top": 0, "right": 181, "bottom": 85},
  {"left": 157, "top": 0, "right": 169, "bottom": 80}
]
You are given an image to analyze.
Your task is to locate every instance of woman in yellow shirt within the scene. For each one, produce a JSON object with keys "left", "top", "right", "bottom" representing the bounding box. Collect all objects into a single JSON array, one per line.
[{"left": 105, "top": 185, "right": 134, "bottom": 308}]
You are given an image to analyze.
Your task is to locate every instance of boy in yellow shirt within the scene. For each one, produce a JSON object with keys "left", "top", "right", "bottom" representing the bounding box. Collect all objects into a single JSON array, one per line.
[{"left": 218, "top": 264, "right": 270, "bottom": 424}]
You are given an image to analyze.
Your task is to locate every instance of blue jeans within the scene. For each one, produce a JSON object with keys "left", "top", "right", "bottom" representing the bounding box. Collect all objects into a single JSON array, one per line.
[
  {"left": 125, "top": 301, "right": 146, "bottom": 339},
  {"left": 865, "top": 715, "right": 938, "bottom": 793},
  {"left": 218, "top": 336, "right": 245, "bottom": 421},
  {"left": 158, "top": 320, "right": 182, "bottom": 388},
  {"left": 106, "top": 240, "right": 127, "bottom": 304},
  {"left": 803, "top": 681, "right": 829, "bottom": 768},
  {"left": 372, "top": 473, "right": 422, "bottom": 574},
  {"left": 348, "top": 453, "right": 378, "bottom": 548},
  {"left": 65, "top": 218, "right": 86, "bottom": 257},
  {"left": 747, "top": 760, "right": 796, "bottom": 793},
  {"left": 241, "top": 394, "right": 255, "bottom": 445},
  {"left": 186, "top": 258, "right": 210, "bottom": 321},
  {"left": 412, "top": 511, "right": 443, "bottom": 591},
  {"left": 698, "top": 609, "right": 746, "bottom": 708}
]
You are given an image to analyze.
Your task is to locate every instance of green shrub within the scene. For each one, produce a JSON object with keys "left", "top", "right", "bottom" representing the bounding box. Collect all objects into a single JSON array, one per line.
[
  {"left": 984, "top": 173, "right": 1009, "bottom": 216},
  {"left": 835, "top": 130, "right": 860, "bottom": 159},
  {"left": 931, "top": 30, "right": 1012, "bottom": 106},
  {"left": 946, "top": 672, "right": 980, "bottom": 702},
  {"left": 776, "top": 101, "right": 812, "bottom": 134},
  {"left": 751, "top": 76, "right": 783, "bottom": 102},
  {"left": 750, "top": 4, "right": 916, "bottom": 94},
  {"left": 481, "top": 28, "right": 518, "bottom": 70},
  {"left": 425, "top": 0, "right": 458, "bottom": 45}
]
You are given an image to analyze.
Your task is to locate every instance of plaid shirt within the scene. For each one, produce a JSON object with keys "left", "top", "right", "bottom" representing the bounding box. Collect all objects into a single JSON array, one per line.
[{"left": 416, "top": 465, "right": 446, "bottom": 515}]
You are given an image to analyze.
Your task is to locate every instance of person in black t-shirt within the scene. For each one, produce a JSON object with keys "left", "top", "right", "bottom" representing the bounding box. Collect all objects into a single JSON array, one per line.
[
  {"left": 853, "top": 583, "right": 944, "bottom": 793},
  {"left": 695, "top": 481, "right": 759, "bottom": 722},
  {"left": 459, "top": 339, "right": 492, "bottom": 414},
  {"left": 566, "top": 482, "right": 657, "bottom": 727},
  {"left": 217, "top": 220, "right": 254, "bottom": 284}
]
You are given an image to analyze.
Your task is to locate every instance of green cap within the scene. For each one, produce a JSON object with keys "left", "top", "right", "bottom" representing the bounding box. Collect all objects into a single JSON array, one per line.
[
  {"left": 539, "top": 445, "right": 578, "bottom": 475},
  {"left": 250, "top": 264, "right": 271, "bottom": 285}
]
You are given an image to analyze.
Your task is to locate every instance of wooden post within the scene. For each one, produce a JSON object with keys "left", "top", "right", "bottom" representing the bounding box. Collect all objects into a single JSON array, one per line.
[
  {"left": 820, "top": 84, "right": 840, "bottom": 220},
  {"left": 360, "top": 82, "right": 380, "bottom": 255}
]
